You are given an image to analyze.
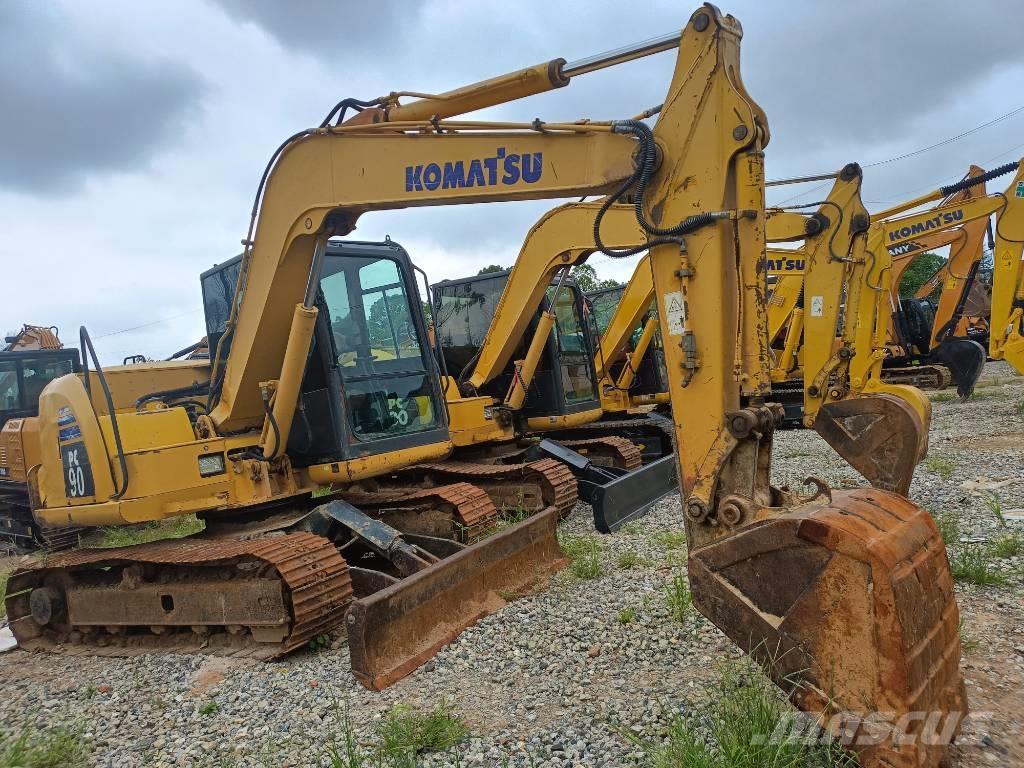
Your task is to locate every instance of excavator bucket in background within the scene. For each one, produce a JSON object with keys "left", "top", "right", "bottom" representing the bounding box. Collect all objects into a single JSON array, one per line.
[
  {"left": 813, "top": 394, "right": 928, "bottom": 496},
  {"left": 343, "top": 505, "right": 563, "bottom": 690},
  {"left": 929, "top": 337, "right": 987, "bottom": 400}
]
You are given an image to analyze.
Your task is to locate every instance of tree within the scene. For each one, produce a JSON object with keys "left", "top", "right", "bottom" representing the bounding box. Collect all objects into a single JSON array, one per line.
[
  {"left": 569, "top": 263, "right": 622, "bottom": 292},
  {"left": 897, "top": 252, "right": 945, "bottom": 297},
  {"left": 477, "top": 264, "right": 507, "bottom": 275}
]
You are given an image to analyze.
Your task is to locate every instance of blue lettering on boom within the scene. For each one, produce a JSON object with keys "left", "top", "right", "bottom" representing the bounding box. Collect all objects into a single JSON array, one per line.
[{"left": 406, "top": 149, "right": 543, "bottom": 192}]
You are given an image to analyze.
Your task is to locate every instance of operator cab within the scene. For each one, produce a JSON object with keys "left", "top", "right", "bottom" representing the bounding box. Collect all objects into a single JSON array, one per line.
[
  {"left": 0, "top": 348, "right": 81, "bottom": 424},
  {"left": 586, "top": 285, "right": 668, "bottom": 398},
  {"left": 200, "top": 239, "right": 449, "bottom": 467},
  {"left": 432, "top": 269, "right": 601, "bottom": 423}
]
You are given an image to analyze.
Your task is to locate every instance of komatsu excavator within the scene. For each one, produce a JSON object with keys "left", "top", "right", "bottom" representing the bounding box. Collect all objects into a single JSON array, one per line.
[
  {"left": 559, "top": 165, "right": 931, "bottom": 495},
  {"left": 5, "top": 8, "right": 965, "bottom": 764},
  {"left": 0, "top": 326, "right": 81, "bottom": 551},
  {"left": 868, "top": 161, "right": 1024, "bottom": 395}
]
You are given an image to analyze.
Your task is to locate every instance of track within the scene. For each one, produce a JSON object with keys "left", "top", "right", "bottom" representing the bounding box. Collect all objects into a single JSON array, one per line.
[
  {"left": 532, "top": 416, "right": 674, "bottom": 464},
  {"left": 0, "top": 487, "right": 81, "bottom": 555},
  {"left": 338, "top": 481, "right": 499, "bottom": 542},
  {"left": 6, "top": 533, "right": 353, "bottom": 659},
  {"left": 385, "top": 459, "right": 578, "bottom": 517}
]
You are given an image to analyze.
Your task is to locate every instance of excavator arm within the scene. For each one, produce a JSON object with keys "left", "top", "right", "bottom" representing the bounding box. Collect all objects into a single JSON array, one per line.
[
  {"left": 23, "top": 8, "right": 967, "bottom": 763},
  {"left": 988, "top": 165, "right": 1024, "bottom": 371}
]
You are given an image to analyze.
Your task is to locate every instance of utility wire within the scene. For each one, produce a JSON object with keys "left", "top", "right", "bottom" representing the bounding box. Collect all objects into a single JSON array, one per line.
[
  {"left": 92, "top": 308, "right": 203, "bottom": 339},
  {"left": 769, "top": 105, "right": 1024, "bottom": 205}
]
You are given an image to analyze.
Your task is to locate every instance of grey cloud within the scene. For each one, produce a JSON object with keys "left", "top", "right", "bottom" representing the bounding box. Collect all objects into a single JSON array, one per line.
[
  {"left": 208, "top": 0, "right": 416, "bottom": 55},
  {"left": 0, "top": 4, "right": 205, "bottom": 195}
]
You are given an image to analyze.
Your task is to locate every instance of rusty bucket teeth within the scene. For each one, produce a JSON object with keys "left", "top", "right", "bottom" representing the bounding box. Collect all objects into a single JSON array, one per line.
[
  {"left": 813, "top": 394, "right": 927, "bottom": 496},
  {"left": 347, "top": 505, "right": 564, "bottom": 691},
  {"left": 689, "top": 488, "right": 966, "bottom": 768}
]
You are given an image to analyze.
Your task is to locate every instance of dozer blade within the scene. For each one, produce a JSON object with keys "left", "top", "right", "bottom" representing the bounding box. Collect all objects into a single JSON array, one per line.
[
  {"left": 585, "top": 454, "right": 678, "bottom": 534},
  {"left": 689, "top": 488, "right": 967, "bottom": 768},
  {"left": 534, "top": 439, "right": 678, "bottom": 533},
  {"left": 813, "top": 395, "right": 926, "bottom": 496},
  {"left": 346, "top": 505, "right": 563, "bottom": 690},
  {"left": 929, "top": 338, "right": 987, "bottom": 400}
]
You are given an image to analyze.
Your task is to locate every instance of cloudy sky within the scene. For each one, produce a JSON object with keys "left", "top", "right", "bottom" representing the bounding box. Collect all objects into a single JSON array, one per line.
[{"left": 3, "top": 0, "right": 1022, "bottom": 362}]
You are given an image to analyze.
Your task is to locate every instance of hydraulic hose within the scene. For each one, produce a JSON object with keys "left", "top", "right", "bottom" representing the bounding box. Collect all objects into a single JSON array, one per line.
[
  {"left": 78, "top": 326, "right": 129, "bottom": 500},
  {"left": 594, "top": 120, "right": 728, "bottom": 259},
  {"left": 940, "top": 161, "right": 1019, "bottom": 197}
]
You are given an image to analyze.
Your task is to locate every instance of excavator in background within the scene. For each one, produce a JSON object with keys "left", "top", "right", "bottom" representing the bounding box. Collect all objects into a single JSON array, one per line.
[
  {"left": 5, "top": 9, "right": 966, "bottom": 764},
  {"left": 868, "top": 160, "right": 1024, "bottom": 395},
  {"left": 560, "top": 166, "right": 930, "bottom": 494},
  {"left": 0, "top": 326, "right": 82, "bottom": 552},
  {"left": 762, "top": 164, "right": 1017, "bottom": 398}
]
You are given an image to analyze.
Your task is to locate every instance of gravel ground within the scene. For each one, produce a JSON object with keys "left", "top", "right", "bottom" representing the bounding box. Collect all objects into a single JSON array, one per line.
[{"left": 1, "top": 362, "right": 1022, "bottom": 767}]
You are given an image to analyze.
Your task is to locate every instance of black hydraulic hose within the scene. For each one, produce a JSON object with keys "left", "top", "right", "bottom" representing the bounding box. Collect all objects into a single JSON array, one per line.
[
  {"left": 319, "top": 97, "right": 385, "bottom": 128},
  {"left": 594, "top": 120, "right": 725, "bottom": 259},
  {"left": 166, "top": 340, "right": 204, "bottom": 360},
  {"left": 135, "top": 383, "right": 210, "bottom": 411},
  {"left": 939, "top": 161, "right": 1019, "bottom": 197},
  {"left": 78, "top": 326, "right": 129, "bottom": 500},
  {"left": 258, "top": 397, "right": 281, "bottom": 461}
]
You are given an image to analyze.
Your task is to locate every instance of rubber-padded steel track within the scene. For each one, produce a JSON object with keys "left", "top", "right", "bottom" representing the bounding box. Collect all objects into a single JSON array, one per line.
[{"left": 6, "top": 532, "right": 352, "bottom": 659}]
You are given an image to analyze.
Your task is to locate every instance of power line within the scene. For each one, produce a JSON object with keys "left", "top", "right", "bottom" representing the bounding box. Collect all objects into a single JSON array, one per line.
[
  {"left": 768, "top": 104, "right": 1024, "bottom": 205},
  {"left": 92, "top": 308, "right": 202, "bottom": 339}
]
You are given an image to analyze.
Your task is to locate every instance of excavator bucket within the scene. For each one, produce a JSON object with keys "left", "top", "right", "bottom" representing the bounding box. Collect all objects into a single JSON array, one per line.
[
  {"left": 813, "top": 394, "right": 927, "bottom": 496},
  {"left": 345, "top": 505, "right": 563, "bottom": 690},
  {"left": 689, "top": 488, "right": 967, "bottom": 767},
  {"left": 929, "top": 338, "right": 987, "bottom": 400}
]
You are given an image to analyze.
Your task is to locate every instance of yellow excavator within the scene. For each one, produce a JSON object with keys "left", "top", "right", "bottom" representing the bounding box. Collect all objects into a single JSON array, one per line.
[
  {"left": 5, "top": 8, "right": 965, "bottom": 764},
  {"left": 868, "top": 161, "right": 1024, "bottom": 394},
  {"left": 765, "top": 161, "right": 1024, "bottom": 397},
  {"left": 0, "top": 326, "right": 82, "bottom": 551}
]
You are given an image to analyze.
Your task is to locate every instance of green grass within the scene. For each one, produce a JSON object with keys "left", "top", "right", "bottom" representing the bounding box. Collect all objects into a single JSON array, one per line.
[
  {"left": 950, "top": 545, "right": 1009, "bottom": 587},
  {"left": 627, "top": 659, "right": 855, "bottom": 768},
  {"left": 308, "top": 633, "right": 331, "bottom": 651},
  {"left": 929, "top": 391, "right": 956, "bottom": 403},
  {"left": 0, "top": 726, "right": 90, "bottom": 768},
  {"left": 616, "top": 551, "right": 651, "bottom": 570},
  {"left": 984, "top": 493, "right": 1008, "bottom": 528},
  {"left": 377, "top": 703, "right": 467, "bottom": 757},
  {"left": 959, "top": 618, "right": 981, "bottom": 655},
  {"left": 991, "top": 532, "right": 1024, "bottom": 559},
  {"left": 923, "top": 456, "right": 955, "bottom": 481},
  {"left": 0, "top": 571, "right": 8, "bottom": 619},
  {"left": 323, "top": 701, "right": 468, "bottom": 768},
  {"left": 665, "top": 572, "right": 694, "bottom": 624},
  {"left": 1016, "top": 398, "right": 1024, "bottom": 417},
  {"left": 933, "top": 510, "right": 961, "bottom": 546},
  {"left": 96, "top": 515, "right": 204, "bottom": 548},
  {"left": 619, "top": 521, "right": 645, "bottom": 536},
  {"left": 198, "top": 700, "right": 220, "bottom": 716},
  {"left": 617, "top": 607, "right": 637, "bottom": 625},
  {"left": 653, "top": 530, "right": 688, "bottom": 550},
  {"left": 560, "top": 535, "right": 605, "bottom": 580}
]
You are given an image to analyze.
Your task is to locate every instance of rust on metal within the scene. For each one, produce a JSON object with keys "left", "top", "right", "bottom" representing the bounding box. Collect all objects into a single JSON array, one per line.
[
  {"left": 6, "top": 532, "right": 353, "bottom": 659},
  {"left": 340, "top": 481, "right": 499, "bottom": 542},
  {"left": 688, "top": 488, "right": 966, "bottom": 768},
  {"left": 555, "top": 436, "right": 642, "bottom": 470},
  {"left": 347, "top": 505, "right": 564, "bottom": 690},
  {"left": 391, "top": 459, "right": 578, "bottom": 516},
  {"left": 813, "top": 394, "right": 927, "bottom": 496}
]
